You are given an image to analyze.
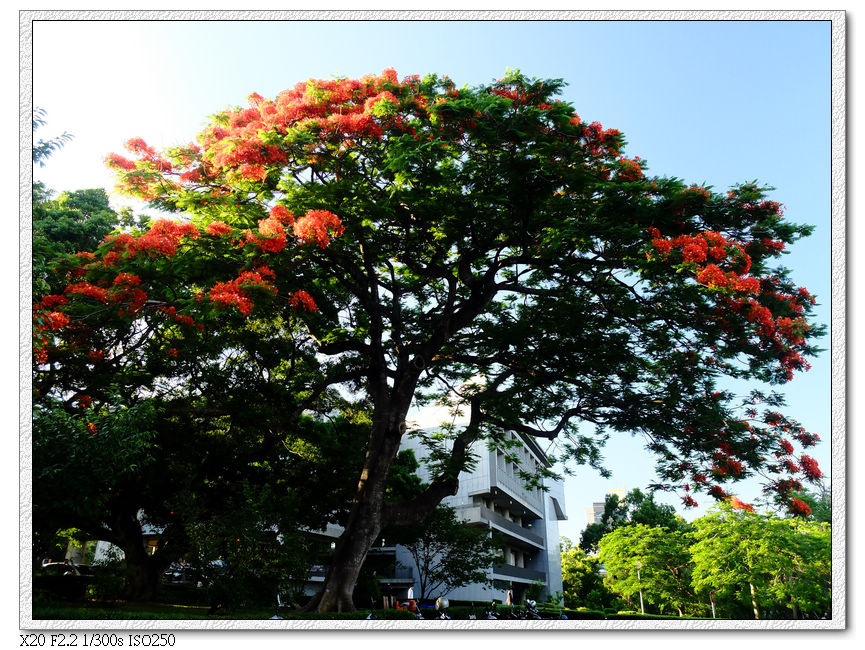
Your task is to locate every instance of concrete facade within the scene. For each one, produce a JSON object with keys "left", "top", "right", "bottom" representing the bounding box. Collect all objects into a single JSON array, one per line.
[{"left": 397, "top": 431, "right": 567, "bottom": 604}]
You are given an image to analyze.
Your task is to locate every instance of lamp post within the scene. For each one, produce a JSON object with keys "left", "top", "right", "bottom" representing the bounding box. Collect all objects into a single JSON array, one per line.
[{"left": 634, "top": 560, "right": 645, "bottom": 615}]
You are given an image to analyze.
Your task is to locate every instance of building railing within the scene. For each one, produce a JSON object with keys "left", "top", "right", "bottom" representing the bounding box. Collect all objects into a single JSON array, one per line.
[
  {"left": 307, "top": 564, "right": 414, "bottom": 581},
  {"left": 492, "top": 466, "right": 545, "bottom": 513},
  {"left": 492, "top": 563, "right": 547, "bottom": 583},
  {"left": 455, "top": 505, "right": 544, "bottom": 547}
]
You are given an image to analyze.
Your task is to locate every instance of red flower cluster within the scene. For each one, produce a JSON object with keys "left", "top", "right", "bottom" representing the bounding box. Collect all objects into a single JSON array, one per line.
[
  {"left": 113, "top": 272, "right": 141, "bottom": 287},
  {"left": 799, "top": 454, "right": 823, "bottom": 481},
  {"left": 293, "top": 209, "right": 345, "bottom": 248},
  {"left": 157, "top": 305, "right": 200, "bottom": 330},
  {"left": 187, "top": 69, "right": 415, "bottom": 180},
  {"left": 778, "top": 439, "right": 795, "bottom": 455},
  {"left": 289, "top": 289, "right": 318, "bottom": 312},
  {"left": 106, "top": 137, "right": 174, "bottom": 187},
  {"left": 712, "top": 452, "right": 744, "bottom": 478},
  {"left": 39, "top": 310, "right": 70, "bottom": 330},
  {"left": 580, "top": 121, "right": 623, "bottom": 157},
  {"left": 364, "top": 90, "right": 400, "bottom": 114},
  {"left": 616, "top": 156, "right": 643, "bottom": 182},
  {"left": 728, "top": 495, "right": 755, "bottom": 512},
  {"left": 135, "top": 219, "right": 199, "bottom": 257},
  {"left": 788, "top": 498, "right": 812, "bottom": 517},
  {"left": 105, "top": 220, "right": 199, "bottom": 259},
  {"left": 39, "top": 294, "right": 69, "bottom": 309},
  {"left": 105, "top": 153, "right": 137, "bottom": 171},
  {"left": 256, "top": 213, "right": 288, "bottom": 253},
  {"left": 205, "top": 221, "right": 233, "bottom": 237},
  {"left": 208, "top": 269, "right": 277, "bottom": 316},
  {"left": 65, "top": 282, "right": 110, "bottom": 302}
]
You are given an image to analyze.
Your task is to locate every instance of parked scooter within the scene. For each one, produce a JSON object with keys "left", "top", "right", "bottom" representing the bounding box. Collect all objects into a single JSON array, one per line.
[
  {"left": 524, "top": 599, "right": 542, "bottom": 620},
  {"left": 483, "top": 601, "right": 499, "bottom": 619},
  {"left": 435, "top": 596, "right": 451, "bottom": 620}
]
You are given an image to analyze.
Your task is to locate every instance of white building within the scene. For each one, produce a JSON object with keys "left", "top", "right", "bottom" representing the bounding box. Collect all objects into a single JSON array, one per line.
[{"left": 397, "top": 430, "right": 567, "bottom": 604}]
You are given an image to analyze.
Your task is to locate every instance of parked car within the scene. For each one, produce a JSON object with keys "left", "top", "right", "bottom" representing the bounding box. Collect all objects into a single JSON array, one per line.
[
  {"left": 162, "top": 564, "right": 197, "bottom": 585},
  {"left": 41, "top": 561, "right": 92, "bottom": 575},
  {"left": 34, "top": 562, "right": 93, "bottom": 600}
]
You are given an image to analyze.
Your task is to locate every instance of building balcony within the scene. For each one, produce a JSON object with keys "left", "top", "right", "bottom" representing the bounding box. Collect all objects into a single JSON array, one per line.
[
  {"left": 454, "top": 505, "right": 544, "bottom": 548},
  {"left": 492, "top": 563, "right": 547, "bottom": 584},
  {"left": 307, "top": 563, "right": 414, "bottom": 583}
]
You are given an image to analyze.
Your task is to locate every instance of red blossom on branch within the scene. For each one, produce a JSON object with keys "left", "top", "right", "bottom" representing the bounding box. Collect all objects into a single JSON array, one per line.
[
  {"left": 799, "top": 454, "right": 823, "bottom": 481},
  {"left": 293, "top": 209, "right": 345, "bottom": 248},
  {"left": 208, "top": 270, "right": 277, "bottom": 316},
  {"left": 728, "top": 495, "right": 755, "bottom": 512},
  {"left": 289, "top": 290, "right": 318, "bottom": 312},
  {"left": 205, "top": 221, "right": 233, "bottom": 237},
  {"left": 788, "top": 498, "right": 812, "bottom": 518}
]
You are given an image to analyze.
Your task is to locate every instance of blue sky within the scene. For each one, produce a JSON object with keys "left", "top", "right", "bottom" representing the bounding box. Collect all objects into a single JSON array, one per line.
[{"left": 31, "top": 18, "right": 834, "bottom": 542}]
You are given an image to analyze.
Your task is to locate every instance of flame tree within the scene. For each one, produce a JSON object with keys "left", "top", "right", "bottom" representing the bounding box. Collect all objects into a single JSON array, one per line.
[{"left": 33, "top": 69, "right": 825, "bottom": 612}]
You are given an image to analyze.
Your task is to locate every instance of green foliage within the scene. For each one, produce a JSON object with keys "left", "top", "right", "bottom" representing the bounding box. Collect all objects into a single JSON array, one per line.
[
  {"left": 87, "top": 551, "right": 128, "bottom": 604},
  {"left": 584, "top": 501, "right": 831, "bottom": 619},
  {"left": 37, "top": 69, "right": 826, "bottom": 610},
  {"left": 559, "top": 537, "right": 620, "bottom": 611},
  {"left": 580, "top": 489, "right": 686, "bottom": 553},
  {"left": 33, "top": 107, "right": 73, "bottom": 167},
  {"left": 765, "top": 482, "right": 831, "bottom": 523},
  {"left": 32, "top": 399, "right": 160, "bottom": 561},
  {"left": 598, "top": 523, "right": 695, "bottom": 617},
  {"left": 689, "top": 502, "right": 831, "bottom": 619},
  {"left": 183, "top": 497, "right": 314, "bottom": 612},
  {"left": 32, "top": 187, "right": 125, "bottom": 296}
]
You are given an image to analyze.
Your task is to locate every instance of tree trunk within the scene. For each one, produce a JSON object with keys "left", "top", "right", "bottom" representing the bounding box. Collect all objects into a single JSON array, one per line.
[
  {"left": 303, "top": 317, "right": 479, "bottom": 611},
  {"left": 791, "top": 601, "right": 801, "bottom": 619},
  {"left": 303, "top": 406, "right": 405, "bottom": 612},
  {"left": 303, "top": 500, "right": 384, "bottom": 612},
  {"left": 749, "top": 581, "right": 760, "bottom": 620},
  {"left": 112, "top": 508, "right": 171, "bottom": 601},
  {"left": 122, "top": 553, "right": 165, "bottom": 601}
]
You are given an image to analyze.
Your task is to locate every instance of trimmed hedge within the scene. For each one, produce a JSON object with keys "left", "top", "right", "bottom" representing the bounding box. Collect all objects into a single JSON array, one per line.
[
  {"left": 32, "top": 603, "right": 702, "bottom": 622},
  {"left": 439, "top": 605, "right": 607, "bottom": 620},
  {"left": 556, "top": 608, "right": 606, "bottom": 620},
  {"left": 34, "top": 607, "right": 210, "bottom": 620},
  {"left": 606, "top": 612, "right": 703, "bottom": 620},
  {"left": 287, "top": 609, "right": 420, "bottom": 620}
]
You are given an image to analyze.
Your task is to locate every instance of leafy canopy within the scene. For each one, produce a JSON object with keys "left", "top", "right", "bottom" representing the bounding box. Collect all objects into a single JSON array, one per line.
[{"left": 34, "top": 68, "right": 825, "bottom": 518}]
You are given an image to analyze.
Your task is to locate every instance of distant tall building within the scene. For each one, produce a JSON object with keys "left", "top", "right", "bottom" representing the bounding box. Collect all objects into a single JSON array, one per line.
[{"left": 584, "top": 488, "right": 628, "bottom": 525}]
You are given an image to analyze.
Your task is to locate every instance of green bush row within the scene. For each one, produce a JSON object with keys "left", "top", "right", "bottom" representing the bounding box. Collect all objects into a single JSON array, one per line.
[
  {"left": 605, "top": 612, "right": 705, "bottom": 620},
  {"left": 286, "top": 609, "right": 419, "bottom": 620},
  {"left": 33, "top": 604, "right": 706, "bottom": 622}
]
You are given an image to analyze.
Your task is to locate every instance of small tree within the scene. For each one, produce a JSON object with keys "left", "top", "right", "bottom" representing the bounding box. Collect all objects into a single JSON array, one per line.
[
  {"left": 690, "top": 501, "right": 831, "bottom": 619},
  {"left": 560, "top": 537, "right": 620, "bottom": 611},
  {"left": 598, "top": 523, "right": 695, "bottom": 616},
  {"left": 396, "top": 505, "right": 500, "bottom": 601}
]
